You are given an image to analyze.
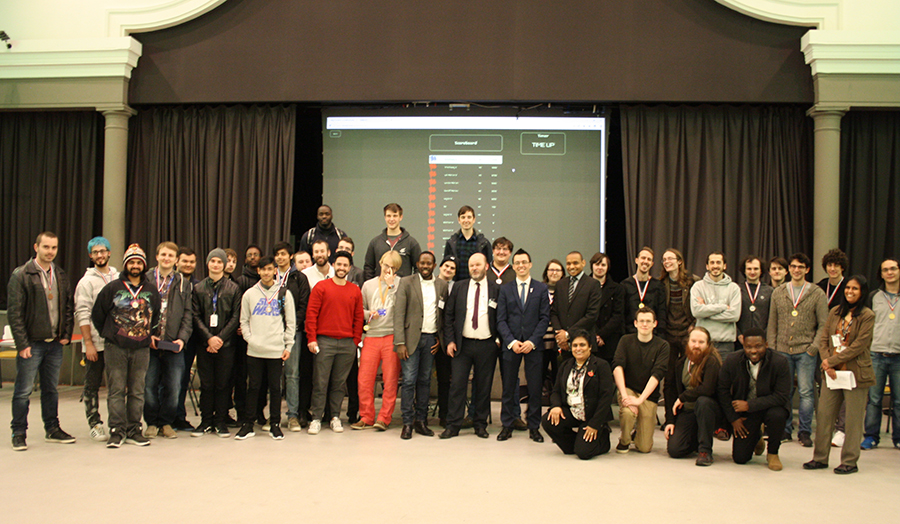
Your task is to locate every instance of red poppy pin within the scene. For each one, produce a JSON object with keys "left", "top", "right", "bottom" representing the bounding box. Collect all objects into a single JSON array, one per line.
[{"left": 587, "top": 371, "right": 594, "bottom": 377}]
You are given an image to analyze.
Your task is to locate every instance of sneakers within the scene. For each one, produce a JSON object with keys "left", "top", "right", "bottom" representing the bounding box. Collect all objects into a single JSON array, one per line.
[
  {"left": 798, "top": 431, "right": 813, "bottom": 448},
  {"left": 223, "top": 413, "right": 240, "bottom": 428},
  {"left": 288, "top": 417, "right": 302, "bottom": 432},
  {"left": 45, "top": 428, "right": 76, "bottom": 444},
  {"left": 90, "top": 423, "right": 109, "bottom": 442},
  {"left": 831, "top": 430, "right": 845, "bottom": 447},
  {"left": 695, "top": 452, "right": 713, "bottom": 466},
  {"left": 160, "top": 425, "right": 178, "bottom": 439},
  {"left": 262, "top": 421, "right": 271, "bottom": 431},
  {"left": 235, "top": 424, "right": 255, "bottom": 440},
  {"left": 860, "top": 436, "right": 878, "bottom": 450},
  {"left": 330, "top": 417, "right": 344, "bottom": 433},
  {"left": 270, "top": 424, "right": 284, "bottom": 440},
  {"left": 106, "top": 431, "right": 124, "bottom": 449},
  {"left": 373, "top": 420, "right": 388, "bottom": 431},
  {"left": 308, "top": 419, "right": 321, "bottom": 435},
  {"left": 767, "top": 453, "right": 783, "bottom": 471},
  {"left": 171, "top": 419, "right": 195, "bottom": 432},
  {"left": 780, "top": 431, "right": 792, "bottom": 443},
  {"left": 191, "top": 422, "right": 213, "bottom": 437},
  {"left": 616, "top": 442, "right": 630, "bottom": 454},
  {"left": 215, "top": 424, "right": 230, "bottom": 438},
  {"left": 144, "top": 425, "right": 158, "bottom": 439},
  {"left": 125, "top": 433, "right": 151, "bottom": 446},
  {"left": 351, "top": 420, "right": 374, "bottom": 430},
  {"left": 11, "top": 434, "right": 27, "bottom": 451},
  {"left": 713, "top": 428, "right": 730, "bottom": 441}
]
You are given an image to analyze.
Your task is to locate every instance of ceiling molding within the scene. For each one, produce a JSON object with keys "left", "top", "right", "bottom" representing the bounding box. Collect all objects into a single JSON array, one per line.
[
  {"left": 715, "top": 0, "right": 838, "bottom": 30},
  {"left": 107, "top": 0, "right": 228, "bottom": 37}
]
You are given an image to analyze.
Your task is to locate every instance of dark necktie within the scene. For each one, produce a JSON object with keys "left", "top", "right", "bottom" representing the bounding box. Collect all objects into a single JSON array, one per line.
[
  {"left": 569, "top": 275, "right": 577, "bottom": 302},
  {"left": 520, "top": 282, "right": 527, "bottom": 308},
  {"left": 472, "top": 282, "right": 480, "bottom": 329}
]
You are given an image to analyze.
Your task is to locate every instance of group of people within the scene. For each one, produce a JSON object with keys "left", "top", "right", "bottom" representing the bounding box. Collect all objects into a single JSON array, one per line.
[{"left": 7, "top": 204, "right": 898, "bottom": 475}]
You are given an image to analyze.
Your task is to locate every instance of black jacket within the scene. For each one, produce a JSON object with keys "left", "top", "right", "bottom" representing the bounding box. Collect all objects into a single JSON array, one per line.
[
  {"left": 621, "top": 277, "right": 667, "bottom": 335},
  {"left": 298, "top": 224, "right": 348, "bottom": 262},
  {"left": 146, "top": 266, "right": 193, "bottom": 342},
  {"left": 664, "top": 353, "right": 721, "bottom": 426},
  {"left": 91, "top": 273, "right": 162, "bottom": 349},
  {"left": 282, "top": 268, "right": 310, "bottom": 334},
  {"left": 717, "top": 348, "right": 791, "bottom": 423},
  {"left": 7, "top": 259, "right": 74, "bottom": 349},
  {"left": 443, "top": 278, "right": 499, "bottom": 349},
  {"left": 595, "top": 279, "right": 625, "bottom": 361},
  {"left": 442, "top": 229, "right": 492, "bottom": 281},
  {"left": 235, "top": 265, "right": 260, "bottom": 294},
  {"left": 550, "top": 355, "right": 616, "bottom": 430},
  {"left": 192, "top": 276, "right": 242, "bottom": 345},
  {"left": 551, "top": 274, "right": 602, "bottom": 344}
]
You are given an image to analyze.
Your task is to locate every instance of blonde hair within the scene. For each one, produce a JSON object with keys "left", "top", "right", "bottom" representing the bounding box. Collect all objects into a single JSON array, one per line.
[{"left": 380, "top": 251, "right": 402, "bottom": 271}]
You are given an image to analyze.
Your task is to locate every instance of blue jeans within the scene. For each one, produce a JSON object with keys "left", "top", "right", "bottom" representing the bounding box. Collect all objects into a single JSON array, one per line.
[
  {"left": 144, "top": 347, "right": 186, "bottom": 426},
  {"left": 400, "top": 334, "right": 436, "bottom": 426},
  {"left": 865, "top": 352, "right": 900, "bottom": 444},
  {"left": 10, "top": 340, "right": 63, "bottom": 435},
  {"left": 284, "top": 333, "right": 301, "bottom": 419},
  {"left": 784, "top": 351, "right": 816, "bottom": 435}
]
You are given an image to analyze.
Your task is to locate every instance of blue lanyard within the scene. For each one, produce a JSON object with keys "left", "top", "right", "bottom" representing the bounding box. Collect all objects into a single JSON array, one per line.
[{"left": 211, "top": 280, "right": 219, "bottom": 314}]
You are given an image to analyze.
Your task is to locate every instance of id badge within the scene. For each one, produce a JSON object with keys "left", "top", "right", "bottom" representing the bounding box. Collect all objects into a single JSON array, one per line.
[
  {"left": 570, "top": 395, "right": 583, "bottom": 405},
  {"left": 488, "top": 299, "right": 498, "bottom": 309},
  {"left": 210, "top": 314, "right": 219, "bottom": 328},
  {"left": 438, "top": 299, "right": 445, "bottom": 309},
  {"left": 831, "top": 334, "right": 842, "bottom": 348}
]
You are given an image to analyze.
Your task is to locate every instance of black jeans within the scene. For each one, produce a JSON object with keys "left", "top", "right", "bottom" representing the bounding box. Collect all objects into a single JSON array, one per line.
[
  {"left": 196, "top": 344, "right": 235, "bottom": 425},
  {"left": 175, "top": 337, "right": 198, "bottom": 422},
  {"left": 447, "top": 338, "right": 498, "bottom": 430},
  {"left": 434, "top": 345, "right": 452, "bottom": 420},
  {"left": 246, "top": 356, "right": 283, "bottom": 425},
  {"left": 82, "top": 350, "right": 105, "bottom": 428},
  {"left": 667, "top": 396, "right": 721, "bottom": 457},
  {"left": 542, "top": 406, "right": 611, "bottom": 459},
  {"left": 732, "top": 406, "right": 789, "bottom": 463},
  {"left": 231, "top": 337, "right": 248, "bottom": 420}
]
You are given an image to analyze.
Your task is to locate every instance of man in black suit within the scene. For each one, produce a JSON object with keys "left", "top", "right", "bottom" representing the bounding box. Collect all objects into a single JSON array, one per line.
[
  {"left": 497, "top": 249, "right": 551, "bottom": 442},
  {"left": 440, "top": 253, "right": 500, "bottom": 439},
  {"left": 551, "top": 251, "right": 602, "bottom": 358}
]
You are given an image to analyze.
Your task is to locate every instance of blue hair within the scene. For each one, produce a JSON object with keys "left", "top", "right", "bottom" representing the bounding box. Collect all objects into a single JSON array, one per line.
[{"left": 87, "top": 236, "right": 111, "bottom": 254}]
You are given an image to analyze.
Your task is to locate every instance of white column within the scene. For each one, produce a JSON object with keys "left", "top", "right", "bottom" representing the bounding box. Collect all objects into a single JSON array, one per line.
[
  {"left": 100, "top": 107, "right": 137, "bottom": 258},
  {"left": 807, "top": 107, "right": 846, "bottom": 282}
]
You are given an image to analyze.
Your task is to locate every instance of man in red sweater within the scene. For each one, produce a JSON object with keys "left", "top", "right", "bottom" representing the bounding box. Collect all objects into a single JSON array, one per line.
[{"left": 305, "top": 250, "right": 364, "bottom": 435}]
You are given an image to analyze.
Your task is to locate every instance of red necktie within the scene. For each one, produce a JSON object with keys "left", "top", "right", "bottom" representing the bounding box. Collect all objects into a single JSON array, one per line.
[{"left": 472, "top": 281, "right": 480, "bottom": 329}]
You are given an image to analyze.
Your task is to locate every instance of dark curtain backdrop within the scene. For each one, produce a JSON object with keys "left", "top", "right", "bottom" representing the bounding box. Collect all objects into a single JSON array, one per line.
[
  {"left": 0, "top": 111, "right": 102, "bottom": 309},
  {"left": 127, "top": 104, "right": 296, "bottom": 275},
  {"left": 840, "top": 110, "right": 900, "bottom": 283},
  {"left": 620, "top": 105, "right": 812, "bottom": 278}
]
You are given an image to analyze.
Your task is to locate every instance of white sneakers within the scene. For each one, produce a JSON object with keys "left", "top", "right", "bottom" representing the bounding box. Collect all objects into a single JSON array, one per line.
[
  {"left": 330, "top": 417, "right": 344, "bottom": 433},
  {"left": 90, "top": 423, "right": 109, "bottom": 442},
  {"left": 308, "top": 419, "right": 321, "bottom": 435},
  {"left": 832, "top": 430, "right": 845, "bottom": 447}
]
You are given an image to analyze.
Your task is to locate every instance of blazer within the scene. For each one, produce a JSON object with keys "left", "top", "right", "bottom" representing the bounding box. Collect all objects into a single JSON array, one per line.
[
  {"left": 442, "top": 277, "right": 499, "bottom": 349},
  {"left": 393, "top": 274, "right": 449, "bottom": 355},
  {"left": 550, "top": 273, "right": 602, "bottom": 339},
  {"left": 550, "top": 355, "right": 616, "bottom": 430},
  {"left": 816, "top": 306, "right": 875, "bottom": 388},
  {"left": 717, "top": 348, "right": 791, "bottom": 423},
  {"left": 595, "top": 279, "right": 625, "bottom": 360},
  {"left": 663, "top": 353, "right": 722, "bottom": 426},
  {"left": 497, "top": 278, "right": 551, "bottom": 351}
]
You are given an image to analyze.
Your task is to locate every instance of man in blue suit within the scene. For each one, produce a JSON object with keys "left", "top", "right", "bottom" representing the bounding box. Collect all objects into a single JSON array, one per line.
[{"left": 497, "top": 249, "right": 551, "bottom": 442}]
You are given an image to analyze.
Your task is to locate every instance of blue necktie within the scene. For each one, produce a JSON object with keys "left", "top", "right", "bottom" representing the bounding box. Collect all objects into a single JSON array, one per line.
[{"left": 520, "top": 282, "right": 527, "bottom": 308}]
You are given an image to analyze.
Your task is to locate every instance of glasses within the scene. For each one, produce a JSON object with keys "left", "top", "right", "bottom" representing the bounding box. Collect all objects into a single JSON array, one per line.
[
  {"left": 546, "top": 268, "right": 563, "bottom": 273},
  {"left": 512, "top": 261, "right": 530, "bottom": 266},
  {"left": 662, "top": 256, "right": 677, "bottom": 262},
  {"left": 91, "top": 249, "right": 109, "bottom": 255},
  {"left": 789, "top": 264, "right": 806, "bottom": 270}
]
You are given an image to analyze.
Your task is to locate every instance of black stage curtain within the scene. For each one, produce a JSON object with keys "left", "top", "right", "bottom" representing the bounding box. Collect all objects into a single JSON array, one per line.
[
  {"left": 840, "top": 110, "right": 900, "bottom": 282},
  {"left": 0, "top": 111, "right": 103, "bottom": 309},
  {"left": 127, "top": 105, "right": 296, "bottom": 275},
  {"left": 620, "top": 105, "right": 812, "bottom": 278}
]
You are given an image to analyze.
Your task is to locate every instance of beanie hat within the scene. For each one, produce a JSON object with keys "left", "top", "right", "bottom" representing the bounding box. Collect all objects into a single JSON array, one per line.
[
  {"left": 207, "top": 248, "right": 228, "bottom": 266},
  {"left": 123, "top": 243, "right": 147, "bottom": 266},
  {"left": 440, "top": 255, "right": 457, "bottom": 267}
]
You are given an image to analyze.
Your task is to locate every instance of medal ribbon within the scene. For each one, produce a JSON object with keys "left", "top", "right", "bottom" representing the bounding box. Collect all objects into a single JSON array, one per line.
[
  {"left": 882, "top": 291, "right": 898, "bottom": 314},
  {"left": 788, "top": 282, "right": 807, "bottom": 310},
  {"left": 826, "top": 277, "right": 844, "bottom": 305},
  {"left": 256, "top": 281, "right": 278, "bottom": 310},
  {"left": 491, "top": 264, "right": 510, "bottom": 281},
  {"left": 745, "top": 282, "right": 760, "bottom": 306},
  {"left": 35, "top": 259, "right": 53, "bottom": 296},
  {"left": 126, "top": 282, "right": 144, "bottom": 302},
  {"left": 634, "top": 276, "right": 649, "bottom": 303}
]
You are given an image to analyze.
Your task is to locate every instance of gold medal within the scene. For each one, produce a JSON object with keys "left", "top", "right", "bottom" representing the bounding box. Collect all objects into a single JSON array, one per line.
[
  {"left": 749, "top": 305, "right": 756, "bottom": 312},
  {"left": 638, "top": 302, "right": 645, "bottom": 309},
  {"left": 48, "top": 293, "right": 53, "bottom": 300},
  {"left": 791, "top": 310, "right": 798, "bottom": 317},
  {"left": 363, "top": 324, "right": 370, "bottom": 332},
  {"left": 890, "top": 313, "right": 896, "bottom": 320}
]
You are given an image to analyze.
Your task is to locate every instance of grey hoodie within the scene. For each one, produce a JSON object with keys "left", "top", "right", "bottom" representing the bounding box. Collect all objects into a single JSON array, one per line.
[
  {"left": 689, "top": 272, "right": 742, "bottom": 342},
  {"left": 74, "top": 266, "right": 119, "bottom": 352},
  {"left": 240, "top": 282, "right": 296, "bottom": 359}
]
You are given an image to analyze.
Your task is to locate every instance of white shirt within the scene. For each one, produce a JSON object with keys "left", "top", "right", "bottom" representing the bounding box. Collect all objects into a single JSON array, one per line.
[
  {"left": 515, "top": 276, "right": 531, "bottom": 307},
  {"left": 462, "top": 279, "right": 491, "bottom": 340},
  {"left": 419, "top": 274, "right": 438, "bottom": 334},
  {"left": 302, "top": 264, "right": 334, "bottom": 289}
]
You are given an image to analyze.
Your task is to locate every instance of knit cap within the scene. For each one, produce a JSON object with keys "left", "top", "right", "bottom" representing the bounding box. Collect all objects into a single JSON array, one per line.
[
  {"left": 207, "top": 248, "right": 228, "bottom": 266},
  {"left": 123, "top": 243, "right": 147, "bottom": 266}
]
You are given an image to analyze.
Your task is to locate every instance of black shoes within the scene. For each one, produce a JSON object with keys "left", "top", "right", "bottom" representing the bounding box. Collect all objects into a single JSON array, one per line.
[
  {"left": 125, "top": 433, "right": 150, "bottom": 446},
  {"left": 235, "top": 424, "right": 255, "bottom": 440},
  {"left": 401, "top": 425, "right": 413, "bottom": 440},
  {"left": 45, "top": 427, "right": 76, "bottom": 444},
  {"left": 223, "top": 414, "right": 240, "bottom": 428},
  {"left": 106, "top": 431, "right": 124, "bottom": 448},
  {"left": 171, "top": 419, "right": 194, "bottom": 432},
  {"left": 474, "top": 427, "right": 489, "bottom": 439},
  {"left": 529, "top": 428, "right": 544, "bottom": 443},
  {"left": 497, "top": 427, "right": 514, "bottom": 441},
  {"left": 696, "top": 452, "right": 713, "bottom": 466},
  {"left": 439, "top": 427, "right": 459, "bottom": 439},
  {"left": 191, "top": 421, "right": 214, "bottom": 437},
  {"left": 512, "top": 418, "right": 528, "bottom": 431},
  {"left": 215, "top": 424, "right": 230, "bottom": 438},
  {"left": 798, "top": 431, "right": 813, "bottom": 448},
  {"left": 803, "top": 460, "right": 828, "bottom": 470},
  {"left": 11, "top": 434, "right": 27, "bottom": 451},
  {"left": 834, "top": 464, "right": 858, "bottom": 475},
  {"left": 270, "top": 424, "right": 284, "bottom": 440},
  {"left": 413, "top": 421, "right": 433, "bottom": 436}
]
